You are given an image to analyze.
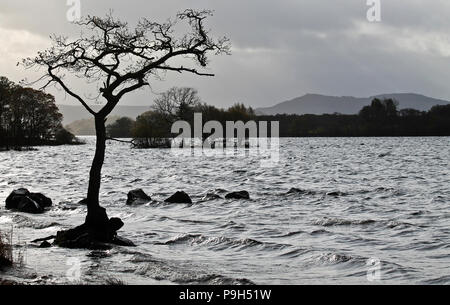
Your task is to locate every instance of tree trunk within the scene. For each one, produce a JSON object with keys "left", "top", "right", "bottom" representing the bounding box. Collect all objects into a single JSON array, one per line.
[{"left": 85, "top": 115, "right": 110, "bottom": 235}]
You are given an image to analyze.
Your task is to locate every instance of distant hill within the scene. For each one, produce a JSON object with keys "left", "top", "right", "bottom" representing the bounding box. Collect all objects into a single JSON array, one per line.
[
  {"left": 58, "top": 105, "right": 151, "bottom": 125},
  {"left": 66, "top": 116, "right": 121, "bottom": 136},
  {"left": 255, "top": 93, "right": 450, "bottom": 115}
]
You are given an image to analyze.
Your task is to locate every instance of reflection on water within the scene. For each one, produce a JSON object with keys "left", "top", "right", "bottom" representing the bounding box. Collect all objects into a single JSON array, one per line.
[{"left": 0, "top": 137, "right": 449, "bottom": 284}]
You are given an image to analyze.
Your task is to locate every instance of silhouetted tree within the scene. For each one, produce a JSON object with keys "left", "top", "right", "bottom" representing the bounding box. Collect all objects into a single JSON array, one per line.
[
  {"left": 226, "top": 103, "right": 255, "bottom": 121},
  {"left": 132, "top": 111, "right": 173, "bottom": 147},
  {"left": 23, "top": 10, "right": 230, "bottom": 242},
  {"left": 1, "top": 76, "right": 69, "bottom": 148},
  {"left": 359, "top": 98, "right": 398, "bottom": 122},
  {"left": 152, "top": 87, "right": 201, "bottom": 122}
]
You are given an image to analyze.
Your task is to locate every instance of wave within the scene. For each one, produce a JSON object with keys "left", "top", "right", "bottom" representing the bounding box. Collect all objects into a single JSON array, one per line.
[
  {"left": 155, "top": 233, "right": 290, "bottom": 251},
  {"left": 279, "top": 248, "right": 311, "bottom": 258},
  {"left": 277, "top": 230, "right": 305, "bottom": 237},
  {"left": 316, "top": 252, "right": 354, "bottom": 264},
  {"left": 313, "top": 217, "right": 376, "bottom": 227},
  {"left": 129, "top": 252, "right": 255, "bottom": 285},
  {"left": 11, "top": 214, "right": 60, "bottom": 229}
]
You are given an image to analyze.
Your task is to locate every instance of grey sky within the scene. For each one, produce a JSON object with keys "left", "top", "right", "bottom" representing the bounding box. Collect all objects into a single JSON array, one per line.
[{"left": 1, "top": 0, "right": 450, "bottom": 109}]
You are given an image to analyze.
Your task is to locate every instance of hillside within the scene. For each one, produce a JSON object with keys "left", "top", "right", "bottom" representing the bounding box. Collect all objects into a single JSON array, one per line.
[
  {"left": 65, "top": 116, "right": 122, "bottom": 136},
  {"left": 256, "top": 93, "right": 450, "bottom": 115},
  {"left": 58, "top": 105, "right": 151, "bottom": 125}
]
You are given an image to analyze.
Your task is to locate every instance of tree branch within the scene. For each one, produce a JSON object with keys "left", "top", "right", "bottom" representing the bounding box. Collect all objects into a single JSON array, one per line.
[{"left": 48, "top": 67, "right": 96, "bottom": 116}]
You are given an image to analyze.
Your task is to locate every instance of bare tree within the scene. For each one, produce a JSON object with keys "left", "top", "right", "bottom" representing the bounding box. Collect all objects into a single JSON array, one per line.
[
  {"left": 23, "top": 10, "right": 230, "bottom": 244},
  {"left": 152, "top": 87, "right": 201, "bottom": 121}
]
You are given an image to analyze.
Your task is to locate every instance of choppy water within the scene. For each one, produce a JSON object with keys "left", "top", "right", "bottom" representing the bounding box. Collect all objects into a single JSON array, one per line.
[{"left": 0, "top": 137, "right": 449, "bottom": 285}]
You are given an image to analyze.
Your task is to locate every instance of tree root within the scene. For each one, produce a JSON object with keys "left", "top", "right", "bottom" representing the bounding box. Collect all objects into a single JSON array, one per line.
[{"left": 31, "top": 213, "right": 135, "bottom": 250}]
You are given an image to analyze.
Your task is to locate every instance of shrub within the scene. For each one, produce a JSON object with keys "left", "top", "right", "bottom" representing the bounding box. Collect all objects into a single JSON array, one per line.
[{"left": 55, "top": 127, "right": 77, "bottom": 144}]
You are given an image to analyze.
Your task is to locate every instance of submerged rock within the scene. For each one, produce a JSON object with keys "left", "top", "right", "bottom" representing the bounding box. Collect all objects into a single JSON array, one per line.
[
  {"left": 326, "top": 191, "right": 347, "bottom": 197},
  {"left": 5, "top": 188, "right": 52, "bottom": 214},
  {"left": 39, "top": 241, "right": 52, "bottom": 248},
  {"left": 225, "top": 191, "right": 250, "bottom": 200},
  {"left": 111, "top": 236, "right": 136, "bottom": 247},
  {"left": 165, "top": 191, "right": 192, "bottom": 204},
  {"left": 287, "top": 188, "right": 306, "bottom": 194},
  {"left": 126, "top": 189, "right": 152, "bottom": 205},
  {"left": 201, "top": 193, "right": 222, "bottom": 201}
]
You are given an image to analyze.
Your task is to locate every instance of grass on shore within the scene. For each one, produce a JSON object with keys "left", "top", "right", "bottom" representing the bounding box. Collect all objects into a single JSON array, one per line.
[
  {"left": 0, "top": 228, "right": 25, "bottom": 269},
  {"left": 0, "top": 230, "right": 13, "bottom": 269}
]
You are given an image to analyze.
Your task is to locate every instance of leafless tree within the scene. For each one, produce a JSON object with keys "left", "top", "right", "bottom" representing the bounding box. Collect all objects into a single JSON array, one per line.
[
  {"left": 23, "top": 9, "right": 230, "bottom": 242},
  {"left": 152, "top": 87, "right": 201, "bottom": 121}
]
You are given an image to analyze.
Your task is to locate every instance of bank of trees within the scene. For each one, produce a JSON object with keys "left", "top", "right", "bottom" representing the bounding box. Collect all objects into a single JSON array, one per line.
[
  {"left": 0, "top": 77, "right": 77, "bottom": 149},
  {"left": 260, "top": 98, "right": 450, "bottom": 137},
  {"left": 107, "top": 92, "right": 450, "bottom": 141}
]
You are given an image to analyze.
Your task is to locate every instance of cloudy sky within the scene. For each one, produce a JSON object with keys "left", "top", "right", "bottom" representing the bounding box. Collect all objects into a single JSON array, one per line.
[{"left": 1, "top": 0, "right": 450, "bottom": 108}]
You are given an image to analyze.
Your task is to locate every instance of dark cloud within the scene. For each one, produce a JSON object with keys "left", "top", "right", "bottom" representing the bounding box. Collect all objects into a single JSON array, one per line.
[{"left": 1, "top": 0, "right": 449, "bottom": 108}]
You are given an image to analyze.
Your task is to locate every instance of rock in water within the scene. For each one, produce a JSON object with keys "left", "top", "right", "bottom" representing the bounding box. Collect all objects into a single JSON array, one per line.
[
  {"left": 5, "top": 188, "right": 51, "bottom": 214},
  {"left": 165, "top": 191, "right": 192, "bottom": 204},
  {"left": 201, "top": 193, "right": 222, "bottom": 201},
  {"left": 17, "top": 197, "right": 44, "bottom": 214},
  {"left": 225, "top": 191, "right": 250, "bottom": 200},
  {"left": 287, "top": 188, "right": 304, "bottom": 194},
  {"left": 111, "top": 236, "right": 136, "bottom": 247},
  {"left": 5, "top": 188, "right": 30, "bottom": 209},
  {"left": 326, "top": 191, "right": 347, "bottom": 197},
  {"left": 39, "top": 241, "right": 52, "bottom": 248},
  {"left": 126, "top": 189, "right": 152, "bottom": 205},
  {"left": 28, "top": 193, "right": 52, "bottom": 208}
]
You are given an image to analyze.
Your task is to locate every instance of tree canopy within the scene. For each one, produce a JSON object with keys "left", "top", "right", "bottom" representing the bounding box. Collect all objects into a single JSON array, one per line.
[{"left": 0, "top": 76, "right": 76, "bottom": 148}]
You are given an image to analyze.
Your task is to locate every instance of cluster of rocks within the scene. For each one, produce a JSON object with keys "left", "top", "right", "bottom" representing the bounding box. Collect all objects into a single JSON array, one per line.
[
  {"left": 4, "top": 188, "right": 253, "bottom": 215},
  {"left": 5, "top": 188, "right": 52, "bottom": 214},
  {"left": 3, "top": 187, "right": 252, "bottom": 251},
  {"left": 125, "top": 189, "right": 251, "bottom": 205}
]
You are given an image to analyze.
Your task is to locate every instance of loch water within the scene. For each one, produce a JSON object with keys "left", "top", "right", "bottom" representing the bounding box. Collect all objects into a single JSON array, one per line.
[{"left": 0, "top": 137, "right": 449, "bottom": 284}]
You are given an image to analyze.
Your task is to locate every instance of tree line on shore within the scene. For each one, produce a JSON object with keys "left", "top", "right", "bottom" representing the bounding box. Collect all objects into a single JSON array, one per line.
[
  {"left": 0, "top": 77, "right": 79, "bottom": 149},
  {"left": 105, "top": 87, "right": 450, "bottom": 142}
]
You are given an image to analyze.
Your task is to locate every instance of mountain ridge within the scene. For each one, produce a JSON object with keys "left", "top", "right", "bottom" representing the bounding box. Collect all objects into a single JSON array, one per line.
[
  {"left": 255, "top": 93, "right": 450, "bottom": 115},
  {"left": 58, "top": 104, "right": 151, "bottom": 125}
]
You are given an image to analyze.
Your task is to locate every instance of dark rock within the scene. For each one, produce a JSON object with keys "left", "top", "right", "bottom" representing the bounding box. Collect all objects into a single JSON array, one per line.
[
  {"left": 16, "top": 196, "right": 44, "bottom": 214},
  {"left": 39, "top": 241, "right": 52, "bottom": 248},
  {"left": 165, "top": 191, "right": 192, "bottom": 204},
  {"left": 326, "top": 191, "right": 347, "bottom": 197},
  {"left": 126, "top": 189, "right": 151, "bottom": 205},
  {"left": 287, "top": 188, "right": 316, "bottom": 196},
  {"left": 5, "top": 188, "right": 52, "bottom": 214},
  {"left": 225, "top": 191, "right": 250, "bottom": 200},
  {"left": 287, "top": 188, "right": 306, "bottom": 194},
  {"left": 28, "top": 193, "right": 52, "bottom": 208},
  {"left": 54, "top": 225, "right": 112, "bottom": 250},
  {"left": 5, "top": 188, "right": 30, "bottom": 209},
  {"left": 109, "top": 218, "right": 124, "bottom": 232},
  {"left": 111, "top": 236, "right": 136, "bottom": 247}
]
